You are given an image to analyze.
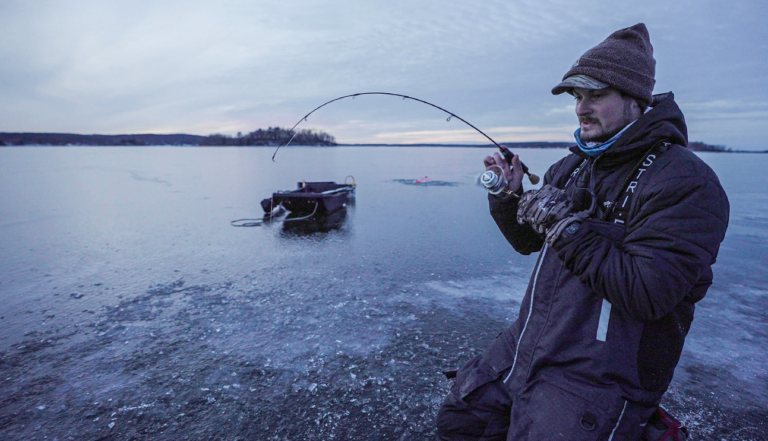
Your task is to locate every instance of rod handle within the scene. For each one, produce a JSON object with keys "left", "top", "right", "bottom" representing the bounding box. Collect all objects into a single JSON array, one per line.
[{"left": 499, "top": 146, "right": 540, "bottom": 185}]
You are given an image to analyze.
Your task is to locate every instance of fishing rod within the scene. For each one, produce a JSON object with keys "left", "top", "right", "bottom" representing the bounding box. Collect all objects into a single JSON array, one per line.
[{"left": 271, "top": 92, "right": 540, "bottom": 184}]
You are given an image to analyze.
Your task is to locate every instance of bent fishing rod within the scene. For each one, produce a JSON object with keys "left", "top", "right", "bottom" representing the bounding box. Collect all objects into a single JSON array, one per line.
[{"left": 271, "top": 92, "right": 540, "bottom": 184}]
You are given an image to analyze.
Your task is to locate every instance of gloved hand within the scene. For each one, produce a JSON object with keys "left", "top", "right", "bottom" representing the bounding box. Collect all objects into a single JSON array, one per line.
[
  {"left": 516, "top": 184, "right": 574, "bottom": 235},
  {"left": 545, "top": 216, "right": 582, "bottom": 246}
]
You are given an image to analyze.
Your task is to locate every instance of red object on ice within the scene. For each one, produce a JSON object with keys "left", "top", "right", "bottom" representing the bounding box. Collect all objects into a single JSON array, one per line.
[{"left": 415, "top": 176, "right": 430, "bottom": 183}]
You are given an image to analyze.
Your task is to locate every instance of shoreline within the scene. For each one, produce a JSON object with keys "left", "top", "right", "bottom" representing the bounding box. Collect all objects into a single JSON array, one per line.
[{"left": 2, "top": 144, "right": 765, "bottom": 153}]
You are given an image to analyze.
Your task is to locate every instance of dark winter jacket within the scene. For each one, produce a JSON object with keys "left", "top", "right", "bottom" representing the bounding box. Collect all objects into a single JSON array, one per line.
[{"left": 467, "top": 92, "right": 729, "bottom": 439}]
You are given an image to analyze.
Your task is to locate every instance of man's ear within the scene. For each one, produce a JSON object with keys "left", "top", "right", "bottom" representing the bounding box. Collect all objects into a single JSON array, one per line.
[{"left": 625, "top": 95, "right": 643, "bottom": 116}]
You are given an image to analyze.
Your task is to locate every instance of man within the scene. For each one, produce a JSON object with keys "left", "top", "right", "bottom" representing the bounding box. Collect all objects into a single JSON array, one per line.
[{"left": 436, "top": 23, "right": 729, "bottom": 440}]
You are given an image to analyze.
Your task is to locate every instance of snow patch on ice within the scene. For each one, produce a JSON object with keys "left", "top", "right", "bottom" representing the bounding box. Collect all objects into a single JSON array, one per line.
[
  {"left": 118, "top": 402, "right": 155, "bottom": 412},
  {"left": 423, "top": 273, "right": 528, "bottom": 304}
]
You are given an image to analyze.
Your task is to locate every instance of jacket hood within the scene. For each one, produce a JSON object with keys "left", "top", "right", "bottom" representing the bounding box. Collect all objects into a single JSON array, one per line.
[{"left": 570, "top": 92, "right": 688, "bottom": 166}]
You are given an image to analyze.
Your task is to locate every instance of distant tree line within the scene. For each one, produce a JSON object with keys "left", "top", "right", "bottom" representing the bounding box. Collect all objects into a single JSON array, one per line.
[
  {"left": 0, "top": 127, "right": 336, "bottom": 147},
  {"left": 494, "top": 141, "right": 731, "bottom": 152},
  {"left": 495, "top": 142, "right": 573, "bottom": 149},
  {"left": 0, "top": 131, "right": 742, "bottom": 152},
  {"left": 0, "top": 133, "right": 206, "bottom": 146},
  {"left": 200, "top": 127, "right": 335, "bottom": 146},
  {"left": 496, "top": 141, "right": 734, "bottom": 152},
  {"left": 687, "top": 141, "right": 730, "bottom": 152}
]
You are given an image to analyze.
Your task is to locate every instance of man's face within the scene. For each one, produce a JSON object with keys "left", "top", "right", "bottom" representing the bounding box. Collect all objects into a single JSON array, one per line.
[{"left": 573, "top": 87, "right": 641, "bottom": 143}]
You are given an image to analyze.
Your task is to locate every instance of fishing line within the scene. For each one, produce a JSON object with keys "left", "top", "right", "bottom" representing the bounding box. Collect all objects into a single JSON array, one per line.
[{"left": 271, "top": 92, "right": 539, "bottom": 184}]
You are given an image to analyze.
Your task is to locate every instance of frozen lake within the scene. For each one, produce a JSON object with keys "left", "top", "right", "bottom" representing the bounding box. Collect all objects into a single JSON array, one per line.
[{"left": 0, "top": 146, "right": 766, "bottom": 440}]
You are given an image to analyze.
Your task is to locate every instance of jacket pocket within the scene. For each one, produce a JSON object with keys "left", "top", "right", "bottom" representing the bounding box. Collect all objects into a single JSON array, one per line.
[
  {"left": 456, "top": 355, "right": 499, "bottom": 401},
  {"left": 637, "top": 301, "right": 693, "bottom": 391},
  {"left": 454, "top": 330, "right": 516, "bottom": 401},
  {"left": 522, "top": 379, "right": 613, "bottom": 440}
]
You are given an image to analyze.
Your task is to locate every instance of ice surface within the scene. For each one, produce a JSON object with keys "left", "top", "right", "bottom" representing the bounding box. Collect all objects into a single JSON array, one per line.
[{"left": 0, "top": 147, "right": 765, "bottom": 440}]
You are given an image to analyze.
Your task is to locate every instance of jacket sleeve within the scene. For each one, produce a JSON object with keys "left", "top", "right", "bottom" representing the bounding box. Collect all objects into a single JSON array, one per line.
[
  {"left": 489, "top": 192, "right": 543, "bottom": 255},
  {"left": 489, "top": 159, "right": 568, "bottom": 255},
  {"left": 553, "top": 168, "right": 730, "bottom": 322}
]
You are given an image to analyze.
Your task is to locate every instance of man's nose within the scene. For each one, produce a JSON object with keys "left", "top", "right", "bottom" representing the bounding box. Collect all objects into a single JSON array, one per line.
[{"left": 576, "top": 100, "right": 591, "bottom": 117}]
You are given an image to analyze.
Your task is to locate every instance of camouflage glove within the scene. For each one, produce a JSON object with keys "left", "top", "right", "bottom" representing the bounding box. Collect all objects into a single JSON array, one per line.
[
  {"left": 545, "top": 216, "right": 582, "bottom": 246},
  {"left": 516, "top": 184, "right": 573, "bottom": 235}
]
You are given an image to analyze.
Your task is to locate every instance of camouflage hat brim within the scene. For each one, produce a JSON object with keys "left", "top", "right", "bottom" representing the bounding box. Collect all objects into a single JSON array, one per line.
[{"left": 551, "top": 74, "right": 609, "bottom": 95}]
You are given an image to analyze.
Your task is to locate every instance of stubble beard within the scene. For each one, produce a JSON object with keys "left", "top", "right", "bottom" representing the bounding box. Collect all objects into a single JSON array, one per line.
[
  {"left": 579, "top": 100, "right": 637, "bottom": 143},
  {"left": 578, "top": 117, "right": 608, "bottom": 143}
]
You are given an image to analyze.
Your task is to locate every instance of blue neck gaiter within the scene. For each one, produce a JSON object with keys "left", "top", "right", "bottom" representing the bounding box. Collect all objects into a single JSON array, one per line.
[{"left": 574, "top": 120, "right": 636, "bottom": 157}]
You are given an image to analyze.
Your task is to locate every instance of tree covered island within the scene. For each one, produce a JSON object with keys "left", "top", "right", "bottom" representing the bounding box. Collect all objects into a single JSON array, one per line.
[
  {"left": 0, "top": 127, "right": 336, "bottom": 147},
  {"left": 201, "top": 127, "right": 335, "bottom": 146}
]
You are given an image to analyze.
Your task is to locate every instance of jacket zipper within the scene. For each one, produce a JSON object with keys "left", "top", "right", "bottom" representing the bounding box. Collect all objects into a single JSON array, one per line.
[
  {"left": 504, "top": 155, "right": 598, "bottom": 385},
  {"left": 504, "top": 243, "right": 549, "bottom": 384}
]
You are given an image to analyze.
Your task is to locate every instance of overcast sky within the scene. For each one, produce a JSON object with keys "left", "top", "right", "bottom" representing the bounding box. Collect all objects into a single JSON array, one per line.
[{"left": 1, "top": 0, "right": 767, "bottom": 150}]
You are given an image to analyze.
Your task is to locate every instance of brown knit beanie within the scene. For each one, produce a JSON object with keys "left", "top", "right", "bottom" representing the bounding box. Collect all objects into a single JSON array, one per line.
[{"left": 552, "top": 23, "right": 656, "bottom": 106}]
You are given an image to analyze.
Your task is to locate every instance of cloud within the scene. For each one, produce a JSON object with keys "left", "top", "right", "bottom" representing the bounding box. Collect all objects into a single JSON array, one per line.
[
  {"left": 0, "top": 0, "right": 766, "bottom": 149},
  {"left": 683, "top": 99, "right": 768, "bottom": 120},
  {"left": 344, "top": 125, "right": 574, "bottom": 144},
  {"left": 546, "top": 105, "right": 575, "bottom": 115}
]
